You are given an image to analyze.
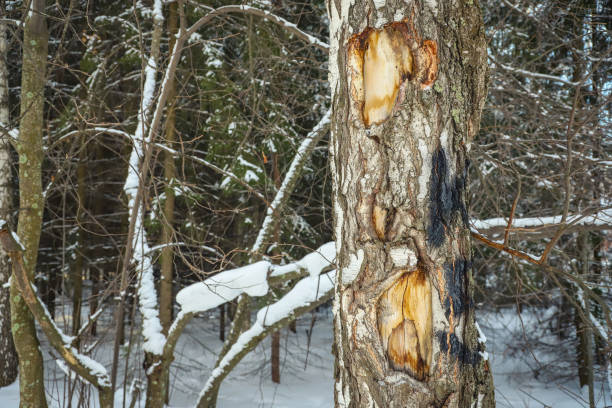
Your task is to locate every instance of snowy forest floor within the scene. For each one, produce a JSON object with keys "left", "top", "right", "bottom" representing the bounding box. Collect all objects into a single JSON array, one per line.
[{"left": 1, "top": 304, "right": 610, "bottom": 407}]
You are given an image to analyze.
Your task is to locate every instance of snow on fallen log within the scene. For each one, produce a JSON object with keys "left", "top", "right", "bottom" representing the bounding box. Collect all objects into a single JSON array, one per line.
[{"left": 175, "top": 242, "right": 335, "bottom": 315}]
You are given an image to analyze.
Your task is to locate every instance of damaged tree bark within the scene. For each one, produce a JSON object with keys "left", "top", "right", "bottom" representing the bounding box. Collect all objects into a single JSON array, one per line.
[{"left": 328, "top": 1, "right": 494, "bottom": 407}]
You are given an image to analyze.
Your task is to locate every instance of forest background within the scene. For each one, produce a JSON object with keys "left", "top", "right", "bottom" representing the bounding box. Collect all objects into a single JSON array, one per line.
[{"left": 0, "top": 0, "right": 610, "bottom": 407}]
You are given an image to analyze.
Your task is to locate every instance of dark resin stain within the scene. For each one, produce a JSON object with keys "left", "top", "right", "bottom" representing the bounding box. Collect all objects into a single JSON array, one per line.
[
  {"left": 427, "top": 147, "right": 468, "bottom": 247},
  {"left": 436, "top": 331, "right": 482, "bottom": 366},
  {"left": 443, "top": 259, "right": 471, "bottom": 320}
]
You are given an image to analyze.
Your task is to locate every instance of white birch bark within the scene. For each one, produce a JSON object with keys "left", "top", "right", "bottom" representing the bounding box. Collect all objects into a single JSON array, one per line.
[{"left": 0, "top": 9, "right": 18, "bottom": 388}]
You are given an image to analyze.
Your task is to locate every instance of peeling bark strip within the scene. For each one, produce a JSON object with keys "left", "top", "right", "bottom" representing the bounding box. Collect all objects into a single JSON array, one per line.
[
  {"left": 347, "top": 20, "right": 438, "bottom": 127},
  {"left": 329, "top": 1, "right": 494, "bottom": 406},
  {"left": 377, "top": 268, "right": 432, "bottom": 380}
]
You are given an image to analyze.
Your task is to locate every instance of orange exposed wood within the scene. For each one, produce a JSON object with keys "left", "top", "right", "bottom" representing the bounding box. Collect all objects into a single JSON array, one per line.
[
  {"left": 347, "top": 21, "right": 438, "bottom": 127},
  {"left": 419, "top": 40, "right": 438, "bottom": 89},
  {"left": 362, "top": 27, "right": 413, "bottom": 126},
  {"left": 372, "top": 205, "right": 388, "bottom": 240},
  {"left": 377, "top": 268, "right": 432, "bottom": 380}
]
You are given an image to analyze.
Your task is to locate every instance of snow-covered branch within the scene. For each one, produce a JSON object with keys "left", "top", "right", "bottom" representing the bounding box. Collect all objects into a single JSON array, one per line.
[
  {"left": 110, "top": 4, "right": 167, "bottom": 396},
  {"left": 185, "top": 5, "right": 329, "bottom": 51},
  {"left": 175, "top": 242, "right": 335, "bottom": 315},
  {"left": 471, "top": 208, "right": 612, "bottom": 236},
  {"left": 493, "top": 60, "right": 580, "bottom": 87},
  {"left": 196, "top": 270, "right": 336, "bottom": 406},
  {"left": 252, "top": 110, "right": 331, "bottom": 255},
  {"left": 121, "top": 0, "right": 166, "bottom": 358},
  {"left": 0, "top": 227, "right": 113, "bottom": 407}
]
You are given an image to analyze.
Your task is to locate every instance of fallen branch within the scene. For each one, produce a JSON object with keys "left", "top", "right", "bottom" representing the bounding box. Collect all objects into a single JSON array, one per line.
[
  {"left": 196, "top": 271, "right": 336, "bottom": 407},
  {"left": 0, "top": 224, "right": 113, "bottom": 408}
]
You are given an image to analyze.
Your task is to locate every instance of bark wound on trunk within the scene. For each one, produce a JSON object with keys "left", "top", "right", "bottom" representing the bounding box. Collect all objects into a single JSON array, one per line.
[
  {"left": 348, "top": 20, "right": 437, "bottom": 127},
  {"left": 377, "top": 267, "right": 432, "bottom": 380},
  {"left": 329, "top": 1, "right": 494, "bottom": 406},
  {"left": 349, "top": 19, "right": 437, "bottom": 382}
]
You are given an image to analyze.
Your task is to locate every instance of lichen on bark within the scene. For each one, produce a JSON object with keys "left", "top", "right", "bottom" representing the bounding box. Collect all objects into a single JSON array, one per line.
[{"left": 11, "top": 1, "right": 49, "bottom": 406}]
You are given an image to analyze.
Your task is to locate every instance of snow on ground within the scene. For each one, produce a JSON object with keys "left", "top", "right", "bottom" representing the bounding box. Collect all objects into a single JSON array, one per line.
[
  {"left": 480, "top": 308, "right": 611, "bottom": 408},
  {"left": 1, "top": 306, "right": 610, "bottom": 407}
]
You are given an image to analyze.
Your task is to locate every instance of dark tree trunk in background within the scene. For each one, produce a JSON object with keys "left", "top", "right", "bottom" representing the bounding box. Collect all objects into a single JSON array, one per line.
[
  {"left": 271, "top": 152, "right": 282, "bottom": 385},
  {"left": 219, "top": 304, "right": 225, "bottom": 341},
  {"left": 271, "top": 331, "right": 281, "bottom": 384},
  {"left": 72, "top": 139, "right": 86, "bottom": 338},
  {"left": 328, "top": 0, "right": 494, "bottom": 406},
  {"left": 159, "top": 0, "right": 178, "bottom": 339}
]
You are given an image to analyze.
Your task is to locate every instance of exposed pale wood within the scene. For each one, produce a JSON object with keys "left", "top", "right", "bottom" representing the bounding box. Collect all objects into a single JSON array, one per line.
[
  {"left": 347, "top": 20, "right": 438, "bottom": 127},
  {"left": 377, "top": 269, "right": 432, "bottom": 380}
]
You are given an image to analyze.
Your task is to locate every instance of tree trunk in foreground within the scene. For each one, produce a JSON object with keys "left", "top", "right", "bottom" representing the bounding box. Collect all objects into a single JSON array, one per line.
[
  {"left": 328, "top": 1, "right": 494, "bottom": 406},
  {"left": 11, "top": 0, "right": 48, "bottom": 406},
  {"left": 0, "top": 3, "right": 18, "bottom": 387}
]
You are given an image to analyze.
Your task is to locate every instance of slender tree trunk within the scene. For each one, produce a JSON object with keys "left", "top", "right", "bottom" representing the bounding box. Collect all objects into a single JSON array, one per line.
[
  {"left": 160, "top": 0, "right": 178, "bottom": 339},
  {"left": 219, "top": 304, "right": 225, "bottom": 341},
  {"left": 0, "top": 1, "right": 18, "bottom": 387},
  {"left": 271, "top": 331, "right": 281, "bottom": 384},
  {"left": 11, "top": 0, "right": 48, "bottom": 406},
  {"left": 112, "top": 0, "right": 164, "bottom": 390},
  {"left": 72, "top": 139, "right": 86, "bottom": 338},
  {"left": 271, "top": 152, "right": 281, "bottom": 385},
  {"left": 576, "top": 232, "right": 595, "bottom": 408},
  {"left": 88, "top": 141, "right": 108, "bottom": 337},
  {"left": 328, "top": 1, "right": 494, "bottom": 406},
  {"left": 155, "top": 4, "right": 179, "bottom": 405}
]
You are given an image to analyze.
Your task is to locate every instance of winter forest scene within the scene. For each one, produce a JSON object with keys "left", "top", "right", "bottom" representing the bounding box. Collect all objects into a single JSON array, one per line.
[{"left": 0, "top": 0, "right": 610, "bottom": 407}]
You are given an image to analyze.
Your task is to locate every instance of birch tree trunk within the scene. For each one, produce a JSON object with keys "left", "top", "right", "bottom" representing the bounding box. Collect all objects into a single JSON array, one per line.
[
  {"left": 11, "top": 0, "right": 48, "bottom": 406},
  {"left": 0, "top": 1, "right": 18, "bottom": 388},
  {"left": 328, "top": 1, "right": 494, "bottom": 406}
]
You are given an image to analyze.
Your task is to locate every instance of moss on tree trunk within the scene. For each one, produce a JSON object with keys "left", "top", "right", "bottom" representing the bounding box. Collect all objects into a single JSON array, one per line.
[{"left": 11, "top": 0, "right": 48, "bottom": 406}]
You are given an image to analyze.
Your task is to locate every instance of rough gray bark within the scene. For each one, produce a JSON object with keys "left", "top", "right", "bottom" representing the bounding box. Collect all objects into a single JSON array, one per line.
[
  {"left": 0, "top": 2, "right": 18, "bottom": 388},
  {"left": 328, "top": 1, "right": 494, "bottom": 407}
]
